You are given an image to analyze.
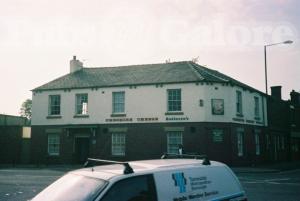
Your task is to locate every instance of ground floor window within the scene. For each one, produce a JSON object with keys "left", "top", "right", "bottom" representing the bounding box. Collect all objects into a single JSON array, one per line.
[
  {"left": 48, "top": 134, "right": 60, "bottom": 156},
  {"left": 266, "top": 134, "right": 270, "bottom": 150},
  {"left": 291, "top": 139, "right": 299, "bottom": 152},
  {"left": 167, "top": 131, "right": 183, "bottom": 154},
  {"left": 255, "top": 130, "right": 260, "bottom": 155},
  {"left": 277, "top": 136, "right": 281, "bottom": 151},
  {"left": 281, "top": 136, "right": 285, "bottom": 150},
  {"left": 237, "top": 128, "right": 244, "bottom": 157},
  {"left": 112, "top": 133, "right": 126, "bottom": 156}
]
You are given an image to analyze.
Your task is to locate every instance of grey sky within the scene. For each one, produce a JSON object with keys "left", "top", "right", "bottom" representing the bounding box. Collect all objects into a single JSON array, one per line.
[{"left": 0, "top": 0, "right": 299, "bottom": 115}]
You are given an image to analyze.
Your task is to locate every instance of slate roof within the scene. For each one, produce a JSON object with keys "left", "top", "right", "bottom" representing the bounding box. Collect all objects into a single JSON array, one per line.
[{"left": 33, "top": 61, "right": 263, "bottom": 94}]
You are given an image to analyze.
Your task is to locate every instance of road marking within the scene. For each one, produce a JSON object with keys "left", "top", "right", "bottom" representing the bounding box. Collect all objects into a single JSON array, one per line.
[
  {"left": 265, "top": 178, "right": 290, "bottom": 182},
  {"left": 267, "top": 181, "right": 280, "bottom": 184},
  {"left": 243, "top": 181, "right": 264, "bottom": 184},
  {"left": 15, "top": 175, "right": 60, "bottom": 178},
  {"left": 241, "top": 177, "right": 300, "bottom": 186}
]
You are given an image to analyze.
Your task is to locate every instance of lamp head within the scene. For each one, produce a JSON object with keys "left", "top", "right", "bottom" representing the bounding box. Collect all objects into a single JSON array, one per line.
[{"left": 283, "top": 40, "right": 293, "bottom": 44}]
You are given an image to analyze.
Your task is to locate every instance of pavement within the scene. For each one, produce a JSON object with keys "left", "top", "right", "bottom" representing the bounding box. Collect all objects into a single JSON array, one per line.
[
  {"left": 0, "top": 164, "right": 82, "bottom": 171},
  {"left": 1, "top": 161, "right": 300, "bottom": 174},
  {"left": 231, "top": 161, "right": 300, "bottom": 174}
]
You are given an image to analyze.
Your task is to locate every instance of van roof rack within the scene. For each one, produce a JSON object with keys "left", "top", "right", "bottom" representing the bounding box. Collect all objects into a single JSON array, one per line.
[
  {"left": 84, "top": 158, "right": 134, "bottom": 174},
  {"left": 161, "top": 153, "right": 211, "bottom": 165}
]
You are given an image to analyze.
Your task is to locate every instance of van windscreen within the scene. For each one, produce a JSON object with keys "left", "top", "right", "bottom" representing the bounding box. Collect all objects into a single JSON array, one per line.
[{"left": 31, "top": 173, "right": 107, "bottom": 201}]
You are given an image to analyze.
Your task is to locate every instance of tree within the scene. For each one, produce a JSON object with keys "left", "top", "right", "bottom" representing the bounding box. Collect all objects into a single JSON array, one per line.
[{"left": 20, "top": 99, "right": 32, "bottom": 120}]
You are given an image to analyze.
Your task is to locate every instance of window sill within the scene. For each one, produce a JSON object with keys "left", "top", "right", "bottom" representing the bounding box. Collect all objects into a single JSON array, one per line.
[
  {"left": 232, "top": 118, "right": 245, "bottom": 122},
  {"left": 111, "top": 154, "right": 126, "bottom": 157},
  {"left": 236, "top": 113, "right": 244, "bottom": 117},
  {"left": 165, "top": 112, "right": 184, "bottom": 116},
  {"left": 212, "top": 113, "right": 224, "bottom": 115},
  {"left": 46, "top": 115, "right": 62, "bottom": 119},
  {"left": 73, "top": 114, "right": 89, "bottom": 118},
  {"left": 48, "top": 154, "right": 60, "bottom": 157},
  {"left": 246, "top": 120, "right": 254, "bottom": 123},
  {"left": 111, "top": 113, "right": 126, "bottom": 117}
]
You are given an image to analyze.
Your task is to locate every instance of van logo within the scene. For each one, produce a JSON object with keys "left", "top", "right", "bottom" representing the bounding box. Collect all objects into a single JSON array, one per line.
[{"left": 172, "top": 172, "right": 187, "bottom": 193}]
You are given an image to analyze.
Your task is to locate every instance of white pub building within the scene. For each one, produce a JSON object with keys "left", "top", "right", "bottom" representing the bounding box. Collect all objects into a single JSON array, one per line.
[{"left": 31, "top": 56, "right": 267, "bottom": 165}]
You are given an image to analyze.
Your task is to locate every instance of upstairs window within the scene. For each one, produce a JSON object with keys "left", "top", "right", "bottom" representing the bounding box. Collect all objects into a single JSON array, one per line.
[
  {"left": 112, "top": 92, "right": 125, "bottom": 113},
  {"left": 49, "top": 95, "right": 61, "bottom": 115},
  {"left": 167, "top": 89, "right": 182, "bottom": 112},
  {"left": 236, "top": 91, "right": 243, "bottom": 115},
  {"left": 254, "top": 96, "right": 260, "bottom": 118},
  {"left": 76, "top": 94, "right": 88, "bottom": 115}
]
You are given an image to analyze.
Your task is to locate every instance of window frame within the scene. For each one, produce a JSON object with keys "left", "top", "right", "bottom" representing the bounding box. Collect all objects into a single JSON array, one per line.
[
  {"left": 167, "top": 89, "right": 182, "bottom": 112},
  {"left": 48, "top": 95, "right": 61, "bottom": 115},
  {"left": 112, "top": 91, "right": 125, "bottom": 114},
  {"left": 111, "top": 133, "right": 126, "bottom": 156},
  {"left": 48, "top": 133, "right": 60, "bottom": 156},
  {"left": 167, "top": 131, "right": 183, "bottom": 154},
  {"left": 254, "top": 96, "right": 260, "bottom": 118},
  {"left": 75, "top": 93, "right": 88, "bottom": 115},
  {"left": 236, "top": 91, "right": 243, "bottom": 115}
]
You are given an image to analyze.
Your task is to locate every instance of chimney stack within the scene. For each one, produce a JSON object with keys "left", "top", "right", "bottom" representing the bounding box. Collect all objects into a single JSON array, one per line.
[
  {"left": 290, "top": 90, "right": 300, "bottom": 106},
  {"left": 70, "top": 55, "right": 83, "bottom": 73},
  {"left": 271, "top": 86, "right": 282, "bottom": 100}
]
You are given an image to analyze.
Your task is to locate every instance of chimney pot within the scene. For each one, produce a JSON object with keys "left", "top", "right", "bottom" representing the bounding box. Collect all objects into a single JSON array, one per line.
[{"left": 271, "top": 86, "right": 282, "bottom": 100}]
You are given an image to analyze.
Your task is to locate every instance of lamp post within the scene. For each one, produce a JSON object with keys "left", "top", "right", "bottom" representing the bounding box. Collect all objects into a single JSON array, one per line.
[{"left": 264, "top": 40, "right": 293, "bottom": 95}]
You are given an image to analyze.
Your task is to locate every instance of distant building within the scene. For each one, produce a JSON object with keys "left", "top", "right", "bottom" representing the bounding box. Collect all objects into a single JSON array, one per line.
[
  {"left": 31, "top": 56, "right": 268, "bottom": 165},
  {"left": 0, "top": 114, "right": 30, "bottom": 164},
  {"left": 290, "top": 90, "right": 300, "bottom": 160},
  {"left": 267, "top": 87, "right": 300, "bottom": 162},
  {"left": 267, "top": 86, "right": 290, "bottom": 162}
]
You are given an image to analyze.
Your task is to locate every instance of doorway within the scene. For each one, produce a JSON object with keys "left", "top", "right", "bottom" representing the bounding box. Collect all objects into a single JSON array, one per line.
[{"left": 74, "top": 137, "right": 90, "bottom": 164}]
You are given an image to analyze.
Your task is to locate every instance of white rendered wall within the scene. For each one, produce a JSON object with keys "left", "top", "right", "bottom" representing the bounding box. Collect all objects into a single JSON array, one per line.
[{"left": 31, "top": 82, "right": 267, "bottom": 126}]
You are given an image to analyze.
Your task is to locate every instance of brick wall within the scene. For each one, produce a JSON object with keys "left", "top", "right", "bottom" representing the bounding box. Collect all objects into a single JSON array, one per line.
[
  {"left": 0, "top": 126, "right": 23, "bottom": 164},
  {"left": 31, "top": 122, "right": 268, "bottom": 166}
]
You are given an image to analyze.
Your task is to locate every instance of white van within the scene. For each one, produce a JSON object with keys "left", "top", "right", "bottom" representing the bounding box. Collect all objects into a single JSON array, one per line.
[{"left": 31, "top": 156, "right": 247, "bottom": 201}]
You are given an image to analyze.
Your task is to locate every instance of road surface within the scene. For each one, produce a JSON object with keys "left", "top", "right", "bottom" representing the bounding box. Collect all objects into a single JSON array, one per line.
[{"left": 0, "top": 167, "right": 299, "bottom": 201}]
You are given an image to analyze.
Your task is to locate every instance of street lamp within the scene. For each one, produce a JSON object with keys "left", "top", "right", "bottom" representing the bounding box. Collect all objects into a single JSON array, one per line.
[{"left": 264, "top": 40, "right": 293, "bottom": 95}]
